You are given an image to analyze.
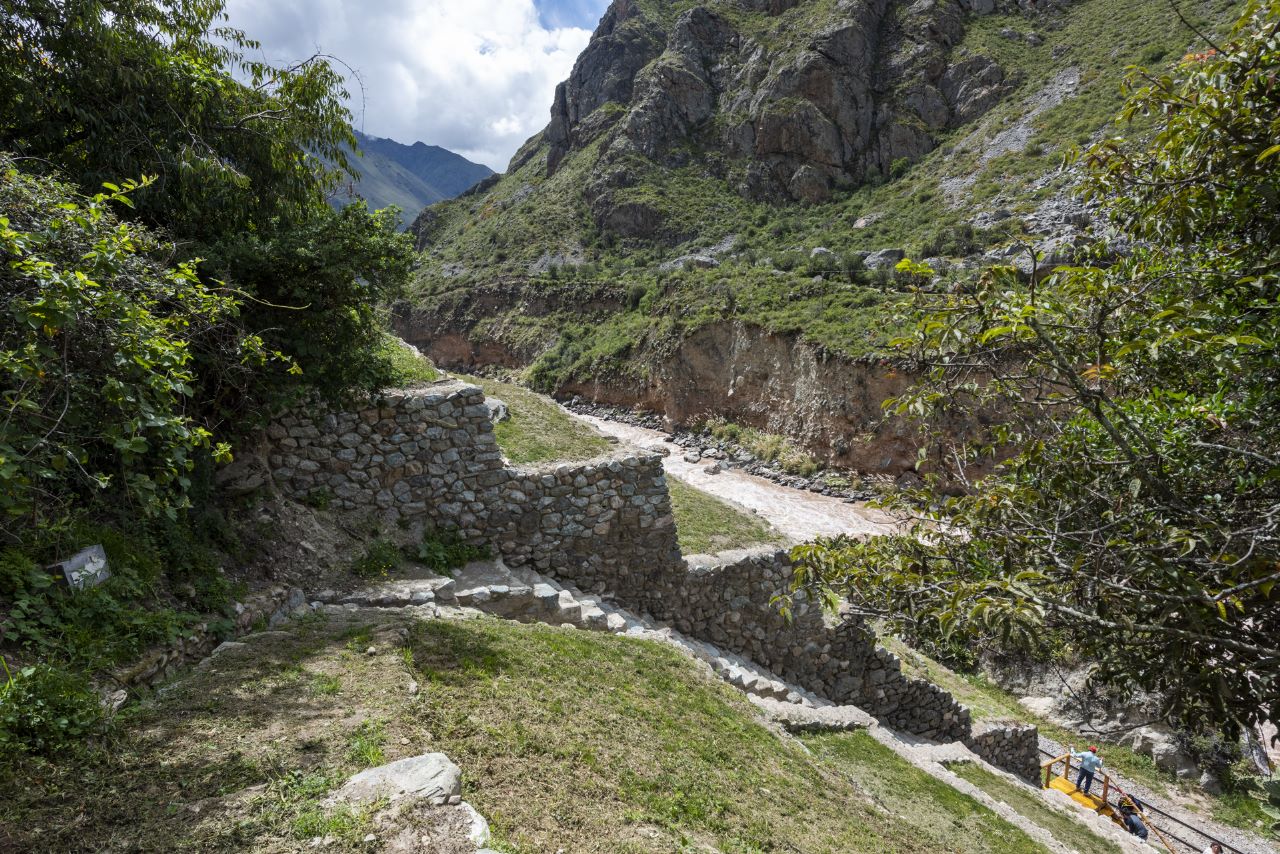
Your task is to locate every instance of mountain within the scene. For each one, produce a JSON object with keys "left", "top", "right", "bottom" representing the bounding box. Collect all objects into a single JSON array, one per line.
[
  {"left": 397, "top": 0, "right": 1235, "bottom": 469},
  {"left": 330, "top": 131, "right": 494, "bottom": 228}
]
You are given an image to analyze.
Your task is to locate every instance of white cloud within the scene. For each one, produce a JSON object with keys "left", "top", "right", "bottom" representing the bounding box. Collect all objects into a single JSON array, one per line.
[{"left": 223, "top": 0, "right": 598, "bottom": 170}]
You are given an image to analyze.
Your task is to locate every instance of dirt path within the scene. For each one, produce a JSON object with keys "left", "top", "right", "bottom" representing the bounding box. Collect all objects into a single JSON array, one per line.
[{"left": 572, "top": 412, "right": 899, "bottom": 544}]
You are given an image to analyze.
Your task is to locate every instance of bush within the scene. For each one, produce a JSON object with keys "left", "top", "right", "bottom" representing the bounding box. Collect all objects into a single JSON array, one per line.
[
  {"left": 0, "top": 516, "right": 232, "bottom": 669},
  {"left": 0, "top": 663, "right": 103, "bottom": 755},
  {"left": 0, "top": 163, "right": 255, "bottom": 531}
]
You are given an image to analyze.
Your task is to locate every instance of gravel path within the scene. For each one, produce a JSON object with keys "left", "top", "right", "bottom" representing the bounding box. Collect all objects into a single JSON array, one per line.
[{"left": 573, "top": 412, "right": 898, "bottom": 543}]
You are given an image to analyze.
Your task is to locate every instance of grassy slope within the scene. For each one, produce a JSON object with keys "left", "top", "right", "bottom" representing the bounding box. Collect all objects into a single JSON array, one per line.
[
  {"left": 455, "top": 373, "right": 778, "bottom": 554},
  {"left": 0, "top": 612, "right": 1053, "bottom": 852},
  {"left": 802, "top": 731, "right": 1060, "bottom": 853},
  {"left": 411, "top": 0, "right": 1238, "bottom": 384},
  {"left": 383, "top": 334, "right": 440, "bottom": 384},
  {"left": 879, "top": 636, "right": 1272, "bottom": 834},
  {"left": 947, "top": 761, "right": 1123, "bottom": 854},
  {"left": 456, "top": 373, "right": 614, "bottom": 465},
  {"left": 666, "top": 475, "right": 781, "bottom": 554}
]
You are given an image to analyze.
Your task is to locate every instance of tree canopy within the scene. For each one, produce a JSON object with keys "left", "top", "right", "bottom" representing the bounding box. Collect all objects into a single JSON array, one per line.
[
  {"left": 1, "top": 0, "right": 413, "bottom": 430},
  {"left": 0, "top": 0, "right": 416, "bottom": 541},
  {"left": 791, "top": 0, "right": 1280, "bottom": 737}
]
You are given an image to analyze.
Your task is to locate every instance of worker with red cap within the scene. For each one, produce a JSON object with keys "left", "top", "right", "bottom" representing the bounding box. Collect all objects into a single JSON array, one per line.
[{"left": 1070, "top": 745, "right": 1104, "bottom": 795}]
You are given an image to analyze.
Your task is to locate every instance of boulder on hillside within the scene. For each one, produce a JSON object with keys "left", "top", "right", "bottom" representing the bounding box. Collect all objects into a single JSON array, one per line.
[
  {"left": 864, "top": 248, "right": 906, "bottom": 270},
  {"left": 333, "top": 753, "right": 462, "bottom": 806},
  {"left": 484, "top": 398, "right": 510, "bottom": 423},
  {"left": 659, "top": 253, "right": 720, "bottom": 272}
]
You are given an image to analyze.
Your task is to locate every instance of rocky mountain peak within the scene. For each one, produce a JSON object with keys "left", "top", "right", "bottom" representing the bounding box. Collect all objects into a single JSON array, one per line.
[{"left": 526, "top": 0, "right": 1027, "bottom": 239}]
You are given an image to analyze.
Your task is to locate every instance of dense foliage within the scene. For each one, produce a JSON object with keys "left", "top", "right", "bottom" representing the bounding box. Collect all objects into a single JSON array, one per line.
[
  {"left": 1, "top": 0, "right": 414, "bottom": 752},
  {"left": 0, "top": 162, "right": 258, "bottom": 530},
  {"left": 0, "top": 0, "right": 414, "bottom": 421},
  {"left": 0, "top": 662, "right": 102, "bottom": 755},
  {"left": 791, "top": 1, "right": 1280, "bottom": 737}
]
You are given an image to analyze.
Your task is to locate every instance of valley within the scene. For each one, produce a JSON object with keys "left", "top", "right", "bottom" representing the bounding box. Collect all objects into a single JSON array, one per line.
[{"left": 2, "top": 0, "right": 1277, "bottom": 851}]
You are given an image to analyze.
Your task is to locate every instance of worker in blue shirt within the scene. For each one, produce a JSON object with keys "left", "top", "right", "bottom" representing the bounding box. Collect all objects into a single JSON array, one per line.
[
  {"left": 1117, "top": 794, "right": 1149, "bottom": 840},
  {"left": 1070, "top": 745, "right": 1104, "bottom": 794}
]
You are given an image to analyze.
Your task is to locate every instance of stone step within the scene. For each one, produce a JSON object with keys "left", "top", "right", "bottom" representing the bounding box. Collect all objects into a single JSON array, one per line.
[
  {"left": 750, "top": 695, "right": 876, "bottom": 733},
  {"left": 339, "top": 563, "right": 829, "bottom": 732},
  {"left": 555, "top": 590, "right": 584, "bottom": 624}
]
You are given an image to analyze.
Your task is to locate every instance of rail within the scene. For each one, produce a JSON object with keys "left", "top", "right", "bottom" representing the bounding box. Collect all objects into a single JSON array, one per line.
[{"left": 1040, "top": 749, "right": 1242, "bottom": 854}]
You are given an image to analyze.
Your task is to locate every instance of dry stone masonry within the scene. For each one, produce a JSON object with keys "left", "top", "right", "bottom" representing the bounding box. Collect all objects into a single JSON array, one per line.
[
  {"left": 654, "top": 549, "right": 971, "bottom": 741},
  {"left": 965, "top": 721, "right": 1041, "bottom": 783},
  {"left": 267, "top": 382, "right": 681, "bottom": 581},
  {"left": 111, "top": 585, "right": 305, "bottom": 691},
  {"left": 264, "top": 381, "right": 1028, "bottom": 761}
]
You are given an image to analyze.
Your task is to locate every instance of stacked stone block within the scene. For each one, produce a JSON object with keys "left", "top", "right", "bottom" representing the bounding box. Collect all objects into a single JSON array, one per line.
[
  {"left": 965, "top": 721, "right": 1042, "bottom": 782},
  {"left": 263, "top": 382, "right": 975, "bottom": 745},
  {"left": 651, "top": 549, "right": 970, "bottom": 741}
]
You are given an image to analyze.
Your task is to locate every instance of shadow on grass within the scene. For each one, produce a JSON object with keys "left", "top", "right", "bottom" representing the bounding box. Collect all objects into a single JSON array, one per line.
[{"left": 0, "top": 612, "right": 421, "bottom": 852}]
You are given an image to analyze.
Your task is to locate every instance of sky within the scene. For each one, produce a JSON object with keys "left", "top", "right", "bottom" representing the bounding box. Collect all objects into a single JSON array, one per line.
[{"left": 222, "top": 0, "right": 612, "bottom": 171}]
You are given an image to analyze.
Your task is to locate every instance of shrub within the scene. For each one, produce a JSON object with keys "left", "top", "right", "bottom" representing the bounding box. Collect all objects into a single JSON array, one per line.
[
  {"left": 0, "top": 663, "right": 103, "bottom": 755},
  {"left": 417, "top": 531, "right": 489, "bottom": 574},
  {"left": 350, "top": 539, "right": 401, "bottom": 579},
  {"left": 0, "top": 164, "right": 254, "bottom": 531},
  {"left": 0, "top": 517, "right": 231, "bottom": 669}
]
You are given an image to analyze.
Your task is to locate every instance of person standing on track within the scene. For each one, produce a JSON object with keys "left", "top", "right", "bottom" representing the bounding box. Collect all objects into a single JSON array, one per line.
[{"left": 1070, "top": 745, "right": 1104, "bottom": 794}]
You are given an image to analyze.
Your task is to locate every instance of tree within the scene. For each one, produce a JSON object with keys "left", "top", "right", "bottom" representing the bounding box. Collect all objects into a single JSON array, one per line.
[
  {"left": 0, "top": 158, "right": 263, "bottom": 534},
  {"left": 0, "top": 0, "right": 351, "bottom": 244},
  {"left": 790, "top": 1, "right": 1280, "bottom": 737},
  {"left": 0, "top": 0, "right": 413, "bottom": 420}
]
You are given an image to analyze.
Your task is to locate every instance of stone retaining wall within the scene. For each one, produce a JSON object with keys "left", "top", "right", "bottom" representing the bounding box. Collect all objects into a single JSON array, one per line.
[
  {"left": 266, "top": 381, "right": 683, "bottom": 587},
  {"left": 262, "top": 383, "right": 973, "bottom": 744},
  {"left": 656, "top": 549, "right": 970, "bottom": 741},
  {"left": 966, "top": 721, "right": 1042, "bottom": 782}
]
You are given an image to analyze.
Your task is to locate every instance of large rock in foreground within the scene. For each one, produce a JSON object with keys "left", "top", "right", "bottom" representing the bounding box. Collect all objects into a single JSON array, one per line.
[{"left": 334, "top": 753, "right": 463, "bottom": 806}]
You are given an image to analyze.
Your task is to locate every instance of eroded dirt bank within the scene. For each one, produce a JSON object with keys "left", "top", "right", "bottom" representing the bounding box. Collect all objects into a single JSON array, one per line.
[{"left": 394, "top": 282, "right": 992, "bottom": 478}]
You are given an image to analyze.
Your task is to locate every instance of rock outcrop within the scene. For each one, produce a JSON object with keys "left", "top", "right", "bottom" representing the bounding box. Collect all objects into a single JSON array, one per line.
[
  {"left": 393, "top": 287, "right": 995, "bottom": 479},
  {"left": 520, "top": 0, "right": 1020, "bottom": 242}
]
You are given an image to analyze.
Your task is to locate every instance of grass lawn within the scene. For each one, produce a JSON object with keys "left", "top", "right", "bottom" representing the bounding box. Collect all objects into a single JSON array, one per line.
[
  {"left": 666, "top": 475, "right": 782, "bottom": 555},
  {"left": 1, "top": 612, "right": 1050, "bottom": 853},
  {"left": 456, "top": 373, "right": 613, "bottom": 465},
  {"left": 946, "top": 761, "right": 1122, "bottom": 854}
]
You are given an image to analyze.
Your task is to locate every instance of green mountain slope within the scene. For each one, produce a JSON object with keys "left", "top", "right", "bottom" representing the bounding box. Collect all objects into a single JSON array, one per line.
[
  {"left": 405, "top": 0, "right": 1240, "bottom": 382},
  {"left": 331, "top": 131, "right": 493, "bottom": 228}
]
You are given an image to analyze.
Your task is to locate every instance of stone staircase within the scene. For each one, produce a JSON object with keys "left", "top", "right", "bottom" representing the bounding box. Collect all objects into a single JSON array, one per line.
[
  {"left": 310, "top": 558, "right": 1148, "bottom": 854},
  {"left": 323, "top": 559, "right": 820, "bottom": 706}
]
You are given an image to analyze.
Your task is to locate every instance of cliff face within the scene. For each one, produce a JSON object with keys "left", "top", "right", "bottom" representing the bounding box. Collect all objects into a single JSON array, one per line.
[
  {"left": 392, "top": 282, "right": 994, "bottom": 479},
  {"left": 402, "top": 0, "right": 1204, "bottom": 474},
  {"left": 510, "top": 0, "right": 1018, "bottom": 233}
]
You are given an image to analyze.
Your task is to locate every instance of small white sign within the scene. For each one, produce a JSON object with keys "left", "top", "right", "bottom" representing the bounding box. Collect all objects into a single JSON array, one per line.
[{"left": 48, "top": 545, "right": 110, "bottom": 590}]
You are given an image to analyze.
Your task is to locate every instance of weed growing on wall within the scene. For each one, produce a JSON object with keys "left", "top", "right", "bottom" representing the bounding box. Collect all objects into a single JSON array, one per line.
[
  {"left": 349, "top": 540, "right": 402, "bottom": 580},
  {"left": 416, "top": 531, "right": 489, "bottom": 575}
]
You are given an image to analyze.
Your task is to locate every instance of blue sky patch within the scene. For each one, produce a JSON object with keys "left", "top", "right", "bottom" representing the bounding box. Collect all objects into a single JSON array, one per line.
[{"left": 536, "top": 0, "right": 610, "bottom": 30}]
